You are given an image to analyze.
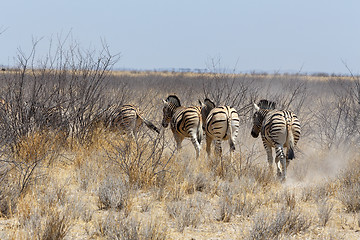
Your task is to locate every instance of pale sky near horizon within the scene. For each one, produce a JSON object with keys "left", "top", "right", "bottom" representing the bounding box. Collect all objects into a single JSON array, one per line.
[{"left": 1, "top": 0, "right": 359, "bottom": 74}]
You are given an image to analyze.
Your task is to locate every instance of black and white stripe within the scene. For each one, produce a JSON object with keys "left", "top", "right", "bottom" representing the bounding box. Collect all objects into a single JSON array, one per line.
[
  {"left": 107, "top": 104, "right": 159, "bottom": 138},
  {"left": 162, "top": 95, "right": 203, "bottom": 159},
  {"left": 251, "top": 99, "right": 301, "bottom": 180},
  {"left": 200, "top": 98, "right": 240, "bottom": 157}
]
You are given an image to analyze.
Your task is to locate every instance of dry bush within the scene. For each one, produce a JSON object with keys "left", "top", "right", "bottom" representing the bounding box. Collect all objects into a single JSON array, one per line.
[
  {"left": 97, "top": 174, "right": 130, "bottom": 211},
  {"left": 160, "top": 163, "right": 204, "bottom": 202},
  {"left": 0, "top": 36, "right": 121, "bottom": 151},
  {"left": 166, "top": 197, "right": 204, "bottom": 233},
  {"left": 15, "top": 178, "right": 73, "bottom": 240},
  {"left": 11, "top": 131, "right": 58, "bottom": 194},
  {"left": 201, "top": 72, "right": 258, "bottom": 124},
  {"left": 233, "top": 189, "right": 258, "bottom": 218},
  {"left": 73, "top": 149, "right": 106, "bottom": 191},
  {"left": 206, "top": 155, "right": 237, "bottom": 180},
  {"left": 316, "top": 198, "right": 333, "bottom": 227},
  {"left": 312, "top": 76, "right": 360, "bottom": 149},
  {"left": 216, "top": 182, "right": 235, "bottom": 222},
  {"left": 282, "top": 190, "right": 297, "bottom": 211},
  {"left": 106, "top": 133, "right": 171, "bottom": 188},
  {"left": 95, "top": 211, "right": 167, "bottom": 240},
  {"left": 228, "top": 144, "right": 277, "bottom": 190},
  {"left": 0, "top": 130, "right": 60, "bottom": 218},
  {"left": 95, "top": 212, "right": 138, "bottom": 240},
  {"left": 248, "top": 207, "right": 311, "bottom": 240},
  {"left": 337, "top": 158, "right": 360, "bottom": 213},
  {"left": 215, "top": 179, "right": 259, "bottom": 221},
  {"left": 0, "top": 178, "right": 18, "bottom": 217},
  {"left": 40, "top": 209, "right": 72, "bottom": 240}
]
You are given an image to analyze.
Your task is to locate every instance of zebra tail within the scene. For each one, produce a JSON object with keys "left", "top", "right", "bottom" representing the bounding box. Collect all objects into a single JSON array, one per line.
[
  {"left": 144, "top": 119, "right": 160, "bottom": 134},
  {"left": 197, "top": 117, "right": 203, "bottom": 144},
  {"left": 287, "top": 122, "right": 295, "bottom": 160},
  {"left": 227, "top": 116, "right": 235, "bottom": 152}
]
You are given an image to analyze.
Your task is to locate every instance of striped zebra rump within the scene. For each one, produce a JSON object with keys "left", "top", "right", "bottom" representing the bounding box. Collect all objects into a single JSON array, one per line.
[
  {"left": 171, "top": 106, "right": 202, "bottom": 143},
  {"left": 109, "top": 104, "right": 159, "bottom": 136},
  {"left": 206, "top": 106, "right": 239, "bottom": 140},
  {"left": 262, "top": 110, "right": 301, "bottom": 158},
  {"left": 200, "top": 98, "right": 240, "bottom": 156},
  {"left": 162, "top": 95, "right": 202, "bottom": 159},
  {"left": 251, "top": 99, "right": 301, "bottom": 181}
]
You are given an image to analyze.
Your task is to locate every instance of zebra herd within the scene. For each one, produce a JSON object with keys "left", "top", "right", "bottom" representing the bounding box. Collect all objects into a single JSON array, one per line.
[{"left": 111, "top": 95, "right": 301, "bottom": 181}]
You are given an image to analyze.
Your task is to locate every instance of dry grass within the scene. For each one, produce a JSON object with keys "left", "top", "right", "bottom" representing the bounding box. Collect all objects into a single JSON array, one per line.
[{"left": 0, "top": 70, "right": 360, "bottom": 240}]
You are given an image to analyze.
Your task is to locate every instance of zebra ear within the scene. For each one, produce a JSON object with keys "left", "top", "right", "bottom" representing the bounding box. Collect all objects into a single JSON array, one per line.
[
  {"left": 162, "top": 99, "right": 167, "bottom": 104},
  {"left": 198, "top": 99, "right": 206, "bottom": 108},
  {"left": 254, "top": 103, "right": 260, "bottom": 111}
]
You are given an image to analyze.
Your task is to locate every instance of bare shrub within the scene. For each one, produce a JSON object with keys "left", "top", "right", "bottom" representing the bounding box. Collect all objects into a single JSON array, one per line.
[
  {"left": 283, "top": 190, "right": 297, "bottom": 211},
  {"left": 74, "top": 153, "right": 102, "bottom": 191},
  {"left": 139, "top": 216, "right": 168, "bottom": 240},
  {"left": 15, "top": 181, "right": 73, "bottom": 240},
  {"left": 269, "top": 79, "right": 308, "bottom": 115},
  {"left": 96, "top": 212, "right": 139, "bottom": 240},
  {"left": 41, "top": 209, "right": 72, "bottom": 240},
  {"left": 95, "top": 211, "right": 167, "bottom": 240},
  {"left": 0, "top": 36, "right": 120, "bottom": 151},
  {"left": 201, "top": 72, "right": 258, "bottom": 125},
  {"left": 338, "top": 181, "right": 360, "bottom": 213},
  {"left": 312, "top": 74, "right": 360, "bottom": 149},
  {"left": 166, "top": 197, "right": 203, "bottom": 233},
  {"left": 248, "top": 207, "right": 311, "bottom": 240},
  {"left": 233, "top": 189, "right": 258, "bottom": 218},
  {"left": 97, "top": 175, "right": 129, "bottom": 211},
  {"left": 11, "top": 131, "right": 58, "bottom": 194},
  {"left": 249, "top": 163, "right": 276, "bottom": 189},
  {"left": 216, "top": 183, "right": 235, "bottom": 222},
  {"left": 0, "top": 177, "right": 19, "bottom": 217},
  {"left": 217, "top": 198, "right": 233, "bottom": 223},
  {"left": 106, "top": 133, "right": 172, "bottom": 188},
  {"left": 182, "top": 170, "right": 210, "bottom": 195},
  {"left": 317, "top": 198, "right": 333, "bottom": 227},
  {"left": 337, "top": 159, "right": 360, "bottom": 213},
  {"left": 0, "top": 131, "right": 58, "bottom": 216},
  {"left": 229, "top": 146, "right": 276, "bottom": 190}
]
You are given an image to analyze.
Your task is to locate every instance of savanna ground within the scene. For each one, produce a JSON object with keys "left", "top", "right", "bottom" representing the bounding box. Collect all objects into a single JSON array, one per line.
[{"left": 0, "top": 42, "right": 360, "bottom": 239}]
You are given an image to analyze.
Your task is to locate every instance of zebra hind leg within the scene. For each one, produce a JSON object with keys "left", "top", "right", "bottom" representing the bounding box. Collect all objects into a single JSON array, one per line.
[
  {"left": 214, "top": 140, "right": 222, "bottom": 158},
  {"left": 191, "top": 136, "right": 201, "bottom": 159},
  {"left": 205, "top": 135, "right": 212, "bottom": 157},
  {"left": 275, "top": 145, "right": 286, "bottom": 181},
  {"left": 173, "top": 132, "right": 184, "bottom": 152},
  {"left": 264, "top": 145, "right": 274, "bottom": 174},
  {"left": 186, "top": 131, "right": 201, "bottom": 159}
]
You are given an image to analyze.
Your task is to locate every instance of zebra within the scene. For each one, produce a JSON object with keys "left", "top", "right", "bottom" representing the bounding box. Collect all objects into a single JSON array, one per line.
[
  {"left": 199, "top": 98, "right": 240, "bottom": 157},
  {"left": 106, "top": 104, "right": 160, "bottom": 138},
  {"left": 251, "top": 99, "right": 301, "bottom": 180},
  {"left": 162, "top": 95, "right": 203, "bottom": 159}
]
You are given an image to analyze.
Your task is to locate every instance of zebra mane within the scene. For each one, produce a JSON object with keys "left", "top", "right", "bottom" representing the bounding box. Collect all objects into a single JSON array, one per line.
[
  {"left": 166, "top": 95, "right": 181, "bottom": 107},
  {"left": 200, "top": 98, "right": 216, "bottom": 119},
  {"left": 204, "top": 98, "right": 215, "bottom": 109},
  {"left": 258, "top": 99, "right": 276, "bottom": 110}
]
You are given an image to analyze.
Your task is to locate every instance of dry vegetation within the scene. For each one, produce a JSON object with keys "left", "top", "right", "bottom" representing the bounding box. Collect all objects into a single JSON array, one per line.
[{"left": 0, "top": 41, "right": 360, "bottom": 240}]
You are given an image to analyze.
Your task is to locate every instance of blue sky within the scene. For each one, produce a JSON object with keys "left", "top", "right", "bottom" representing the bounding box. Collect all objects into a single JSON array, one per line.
[{"left": 1, "top": 0, "right": 359, "bottom": 74}]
